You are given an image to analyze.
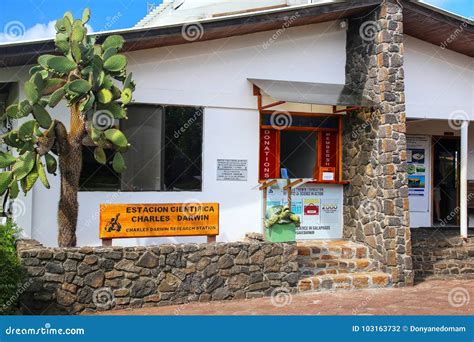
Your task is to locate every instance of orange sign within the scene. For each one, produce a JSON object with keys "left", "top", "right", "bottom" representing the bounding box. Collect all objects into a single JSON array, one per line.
[{"left": 99, "top": 203, "right": 219, "bottom": 239}]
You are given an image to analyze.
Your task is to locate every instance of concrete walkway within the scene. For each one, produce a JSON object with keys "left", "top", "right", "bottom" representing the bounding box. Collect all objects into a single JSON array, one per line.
[{"left": 91, "top": 279, "right": 474, "bottom": 315}]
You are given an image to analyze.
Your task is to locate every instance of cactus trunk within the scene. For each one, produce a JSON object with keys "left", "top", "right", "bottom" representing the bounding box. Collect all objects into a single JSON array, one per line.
[{"left": 56, "top": 106, "right": 85, "bottom": 247}]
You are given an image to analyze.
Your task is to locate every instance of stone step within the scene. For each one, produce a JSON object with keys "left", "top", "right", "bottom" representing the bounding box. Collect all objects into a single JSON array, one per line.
[
  {"left": 299, "top": 258, "right": 377, "bottom": 276},
  {"left": 297, "top": 271, "right": 392, "bottom": 292},
  {"left": 297, "top": 240, "right": 369, "bottom": 260}
]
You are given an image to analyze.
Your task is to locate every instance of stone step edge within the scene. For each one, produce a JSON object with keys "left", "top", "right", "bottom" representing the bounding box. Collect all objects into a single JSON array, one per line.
[
  {"left": 297, "top": 271, "right": 392, "bottom": 292},
  {"left": 297, "top": 246, "right": 369, "bottom": 259},
  {"left": 298, "top": 257, "right": 375, "bottom": 269}
]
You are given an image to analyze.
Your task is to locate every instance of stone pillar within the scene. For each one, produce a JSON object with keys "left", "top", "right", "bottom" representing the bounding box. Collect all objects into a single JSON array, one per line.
[{"left": 342, "top": 0, "right": 413, "bottom": 286}]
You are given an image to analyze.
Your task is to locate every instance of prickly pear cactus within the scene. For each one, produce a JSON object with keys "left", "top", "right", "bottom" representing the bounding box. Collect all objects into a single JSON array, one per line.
[{"left": 0, "top": 8, "right": 135, "bottom": 199}]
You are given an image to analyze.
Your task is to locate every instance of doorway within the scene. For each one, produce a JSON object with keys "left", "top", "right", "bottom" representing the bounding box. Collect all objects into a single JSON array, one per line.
[{"left": 432, "top": 136, "right": 460, "bottom": 226}]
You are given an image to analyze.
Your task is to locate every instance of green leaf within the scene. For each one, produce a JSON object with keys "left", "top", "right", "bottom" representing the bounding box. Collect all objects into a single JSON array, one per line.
[
  {"left": 49, "top": 87, "right": 65, "bottom": 107},
  {"left": 123, "top": 72, "right": 133, "bottom": 88},
  {"left": 20, "top": 168, "right": 39, "bottom": 194},
  {"left": 94, "top": 147, "right": 106, "bottom": 165},
  {"left": 104, "top": 128, "right": 128, "bottom": 148},
  {"left": 43, "top": 78, "right": 66, "bottom": 95},
  {"left": 64, "top": 12, "right": 74, "bottom": 25},
  {"left": 71, "top": 19, "right": 85, "bottom": 42},
  {"left": 3, "top": 131, "right": 24, "bottom": 149},
  {"left": 24, "top": 81, "right": 40, "bottom": 104},
  {"left": 121, "top": 88, "right": 132, "bottom": 105},
  {"left": 45, "top": 154, "right": 57, "bottom": 175},
  {"left": 12, "top": 151, "right": 36, "bottom": 180},
  {"left": 82, "top": 8, "right": 91, "bottom": 24},
  {"left": 46, "top": 56, "right": 77, "bottom": 74},
  {"left": 0, "top": 172, "right": 13, "bottom": 195},
  {"left": 18, "top": 100, "right": 33, "bottom": 117},
  {"left": 19, "top": 141, "right": 35, "bottom": 154},
  {"left": 71, "top": 41, "right": 82, "bottom": 63},
  {"left": 18, "top": 120, "right": 37, "bottom": 141},
  {"left": 97, "top": 88, "right": 112, "bottom": 104},
  {"left": 68, "top": 79, "right": 92, "bottom": 95},
  {"left": 103, "top": 55, "right": 127, "bottom": 72},
  {"left": 55, "top": 42, "right": 70, "bottom": 54},
  {"left": 0, "top": 151, "right": 17, "bottom": 168},
  {"left": 55, "top": 18, "right": 67, "bottom": 32},
  {"left": 79, "top": 93, "right": 94, "bottom": 112},
  {"left": 112, "top": 152, "right": 126, "bottom": 173},
  {"left": 99, "top": 102, "right": 126, "bottom": 119},
  {"left": 6, "top": 104, "right": 20, "bottom": 119},
  {"left": 90, "top": 125, "right": 102, "bottom": 143},
  {"left": 102, "top": 35, "right": 125, "bottom": 51},
  {"left": 36, "top": 156, "right": 50, "bottom": 189},
  {"left": 38, "top": 54, "right": 55, "bottom": 68},
  {"left": 32, "top": 72, "right": 44, "bottom": 91},
  {"left": 32, "top": 104, "right": 52, "bottom": 128},
  {"left": 9, "top": 180, "right": 19, "bottom": 199},
  {"left": 29, "top": 65, "right": 43, "bottom": 75},
  {"left": 103, "top": 47, "right": 117, "bottom": 62}
]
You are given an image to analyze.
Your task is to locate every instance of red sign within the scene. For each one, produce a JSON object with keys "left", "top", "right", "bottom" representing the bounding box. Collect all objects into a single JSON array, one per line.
[
  {"left": 259, "top": 129, "right": 278, "bottom": 179},
  {"left": 322, "top": 131, "right": 337, "bottom": 168},
  {"left": 304, "top": 203, "right": 320, "bottom": 215}
]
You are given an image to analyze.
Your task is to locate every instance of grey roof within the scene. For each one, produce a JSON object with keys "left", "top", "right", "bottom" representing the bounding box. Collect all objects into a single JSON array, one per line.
[{"left": 248, "top": 78, "right": 376, "bottom": 107}]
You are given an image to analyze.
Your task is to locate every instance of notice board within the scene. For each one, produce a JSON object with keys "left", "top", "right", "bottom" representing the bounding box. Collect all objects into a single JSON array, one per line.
[
  {"left": 407, "top": 135, "right": 430, "bottom": 212},
  {"left": 266, "top": 182, "right": 343, "bottom": 240}
]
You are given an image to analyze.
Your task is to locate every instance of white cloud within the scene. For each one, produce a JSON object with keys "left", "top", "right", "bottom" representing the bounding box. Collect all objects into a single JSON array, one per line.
[{"left": 0, "top": 20, "right": 93, "bottom": 43}]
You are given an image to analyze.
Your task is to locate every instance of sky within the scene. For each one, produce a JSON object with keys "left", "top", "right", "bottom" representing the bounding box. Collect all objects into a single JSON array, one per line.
[{"left": 0, "top": 0, "right": 472, "bottom": 43}]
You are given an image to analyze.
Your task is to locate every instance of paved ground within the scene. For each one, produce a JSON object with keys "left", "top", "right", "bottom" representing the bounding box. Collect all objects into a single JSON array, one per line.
[{"left": 91, "top": 279, "right": 474, "bottom": 315}]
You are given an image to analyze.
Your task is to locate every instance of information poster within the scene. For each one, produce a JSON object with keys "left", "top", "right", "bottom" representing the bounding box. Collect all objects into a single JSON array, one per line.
[
  {"left": 407, "top": 135, "right": 430, "bottom": 212},
  {"left": 266, "top": 182, "right": 343, "bottom": 239}
]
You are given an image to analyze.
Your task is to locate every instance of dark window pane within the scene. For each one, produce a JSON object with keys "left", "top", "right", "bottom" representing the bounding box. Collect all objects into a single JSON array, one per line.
[
  {"left": 121, "top": 105, "right": 165, "bottom": 191},
  {"left": 164, "top": 106, "right": 203, "bottom": 191},
  {"left": 79, "top": 104, "right": 203, "bottom": 192},
  {"left": 280, "top": 130, "right": 317, "bottom": 178},
  {"left": 80, "top": 146, "right": 120, "bottom": 191}
]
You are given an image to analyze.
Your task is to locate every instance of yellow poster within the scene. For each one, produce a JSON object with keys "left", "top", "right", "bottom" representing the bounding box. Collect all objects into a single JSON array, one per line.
[{"left": 100, "top": 203, "right": 219, "bottom": 239}]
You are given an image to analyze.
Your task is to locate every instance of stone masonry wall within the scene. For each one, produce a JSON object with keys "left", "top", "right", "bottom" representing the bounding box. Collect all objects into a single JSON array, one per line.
[
  {"left": 16, "top": 239, "right": 298, "bottom": 314},
  {"left": 412, "top": 229, "right": 474, "bottom": 280},
  {"left": 343, "top": 0, "right": 413, "bottom": 286}
]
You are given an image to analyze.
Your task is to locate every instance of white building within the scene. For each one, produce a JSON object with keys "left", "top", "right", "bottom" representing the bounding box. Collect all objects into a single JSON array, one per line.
[{"left": 0, "top": 0, "right": 472, "bottom": 251}]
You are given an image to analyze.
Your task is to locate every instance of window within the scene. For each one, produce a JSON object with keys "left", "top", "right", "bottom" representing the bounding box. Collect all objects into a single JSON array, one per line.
[
  {"left": 259, "top": 113, "right": 341, "bottom": 181},
  {"left": 280, "top": 130, "right": 317, "bottom": 178},
  {"left": 79, "top": 104, "right": 203, "bottom": 191}
]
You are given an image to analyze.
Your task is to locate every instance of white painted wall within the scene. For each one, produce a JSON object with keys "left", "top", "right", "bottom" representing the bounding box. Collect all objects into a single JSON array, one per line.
[
  {"left": 0, "top": 21, "right": 347, "bottom": 246},
  {"left": 404, "top": 35, "right": 474, "bottom": 120}
]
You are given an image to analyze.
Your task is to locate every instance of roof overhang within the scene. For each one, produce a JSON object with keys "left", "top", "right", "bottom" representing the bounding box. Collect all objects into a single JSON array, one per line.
[
  {"left": 403, "top": 1, "right": 474, "bottom": 57},
  {"left": 0, "top": 0, "right": 472, "bottom": 68},
  {"left": 249, "top": 78, "right": 376, "bottom": 108}
]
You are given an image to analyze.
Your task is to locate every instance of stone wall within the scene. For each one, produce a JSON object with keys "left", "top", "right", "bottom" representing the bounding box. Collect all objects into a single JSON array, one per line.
[
  {"left": 16, "top": 239, "right": 298, "bottom": 314},
  {"left": 342, "top": 0, "right": 413, "bottom": 286},
  {"left": 412, "top": 229, "right": 474, "bottom": 280}
]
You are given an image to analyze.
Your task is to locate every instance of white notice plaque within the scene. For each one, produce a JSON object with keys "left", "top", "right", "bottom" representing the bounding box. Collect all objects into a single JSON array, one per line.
[{"left": 217, "top": 159, "right": 248, "bottom": 181}]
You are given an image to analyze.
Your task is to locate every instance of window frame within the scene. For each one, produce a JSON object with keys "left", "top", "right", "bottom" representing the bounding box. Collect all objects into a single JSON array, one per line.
[
  {"left": 79, "top": 103, "right": 204, "bottom": 193},
  {"left": 259, "top": 110, "right": 343, "bottom": 183}
]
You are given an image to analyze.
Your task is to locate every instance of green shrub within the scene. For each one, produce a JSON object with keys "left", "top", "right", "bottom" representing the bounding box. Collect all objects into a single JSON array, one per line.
[{"left": 0, "top": 219, "right": 25, "bottom": 314}]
